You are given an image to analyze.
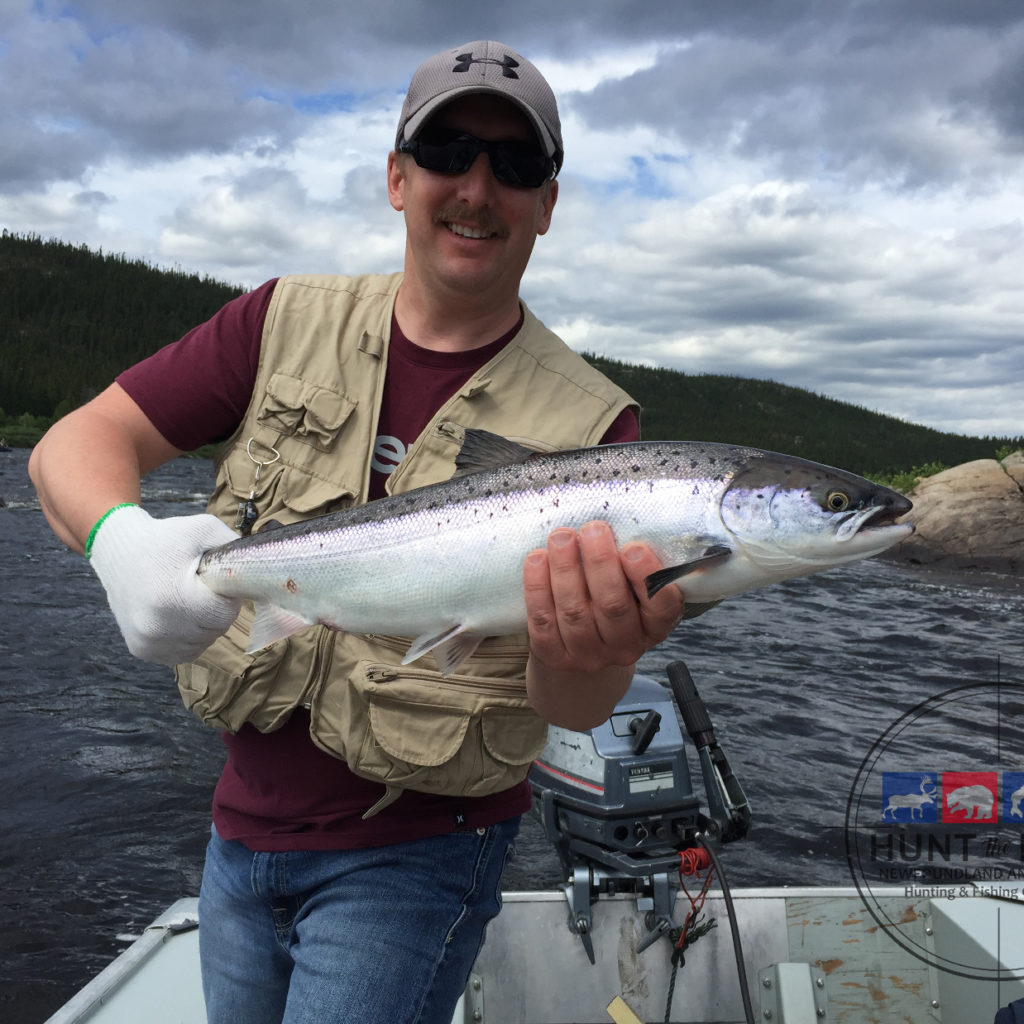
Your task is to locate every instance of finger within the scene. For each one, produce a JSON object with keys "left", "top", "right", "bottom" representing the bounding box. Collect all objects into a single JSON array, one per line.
[
  {"left": 522, "top": 547, "right": 565, "bottom": 657},
  {"left": 620, "top": 542, "right": 686, "bottom": 638},
  {"left": 543, "top": 527, "right": 602, "bottom": 651},
  {"left": 576, "top": 521, "right": 645, "bottom": 647}
]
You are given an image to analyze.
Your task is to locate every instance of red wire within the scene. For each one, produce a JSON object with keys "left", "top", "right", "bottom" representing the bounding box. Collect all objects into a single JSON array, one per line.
[{"left": 675, "top": 849, "right": 715, "bottom": 952}]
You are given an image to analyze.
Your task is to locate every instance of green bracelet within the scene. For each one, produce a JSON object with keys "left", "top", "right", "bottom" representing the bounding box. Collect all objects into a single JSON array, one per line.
[{"left": 84, "top": 503, "right": 138, "bottom": 559}]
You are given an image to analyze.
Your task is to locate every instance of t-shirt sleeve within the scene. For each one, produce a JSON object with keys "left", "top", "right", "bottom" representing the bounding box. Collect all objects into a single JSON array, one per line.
[
  {"left": 116, "top": 278, "right": 278, "bottom": 452},
  {"left": 599, "top": 405, "right": 640, "bottom": 444}
]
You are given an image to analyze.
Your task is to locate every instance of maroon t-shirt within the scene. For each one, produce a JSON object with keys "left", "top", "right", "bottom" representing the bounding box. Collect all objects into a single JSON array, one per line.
[{"left": 118, "top": 282, "right": 639, "bottom": 851}]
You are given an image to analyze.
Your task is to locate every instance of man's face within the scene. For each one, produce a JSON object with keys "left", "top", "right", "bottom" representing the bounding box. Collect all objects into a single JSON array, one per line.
[{"left": 387, "top": 94, "right": 558, "bottom": 306}]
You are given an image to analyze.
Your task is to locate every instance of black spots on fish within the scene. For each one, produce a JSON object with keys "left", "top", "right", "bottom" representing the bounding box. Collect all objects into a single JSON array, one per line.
[{"left": 285, "top": 578, "right": 298, "bottom": 594}]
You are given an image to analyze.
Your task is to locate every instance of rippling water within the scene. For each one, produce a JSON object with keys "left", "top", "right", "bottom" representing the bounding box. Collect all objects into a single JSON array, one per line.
[{"left": 1, "top": 447, "right": 1021, "bottom": 1022}]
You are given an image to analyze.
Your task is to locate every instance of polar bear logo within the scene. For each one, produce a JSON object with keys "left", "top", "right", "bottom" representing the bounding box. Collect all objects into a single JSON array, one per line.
[{"left": 946, "top": 784, "right": 995, "bottom": 820}]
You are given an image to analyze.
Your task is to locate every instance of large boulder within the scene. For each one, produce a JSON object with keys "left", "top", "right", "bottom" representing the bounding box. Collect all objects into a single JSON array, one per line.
[{"left": 891, "top": 452, "right": 1024, "bottom": 572}]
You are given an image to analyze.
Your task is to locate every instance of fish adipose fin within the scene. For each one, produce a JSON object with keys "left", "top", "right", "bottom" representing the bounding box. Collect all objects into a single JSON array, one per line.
[
  {"left": 454, "top": 429, "right": 538, "bottom": 476},
  {"left": 247, "top": 602, "right": 315, "bottom": 653},
  {"left": 402, "top": 625, "right": 484, "bottom": 677},
  {"left": 645, "top": 544, "right": 732, "bottom": 599}
]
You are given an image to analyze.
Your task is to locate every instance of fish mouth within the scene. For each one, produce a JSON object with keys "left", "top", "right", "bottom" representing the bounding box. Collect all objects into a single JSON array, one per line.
[
  {"left": 836, "top": 495, "right": 914, "bottom": 541},
  {"left": 864, "top": 495, "right": 913, "bottom": 528}
]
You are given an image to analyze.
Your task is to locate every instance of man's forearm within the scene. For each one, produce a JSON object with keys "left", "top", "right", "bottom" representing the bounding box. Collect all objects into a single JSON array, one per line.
[
  {"left": 525, "top": 658, "right": 634, "bottom": 730},
  {"left": 29, "top": 384, "right": 182, "bottom": 553}
]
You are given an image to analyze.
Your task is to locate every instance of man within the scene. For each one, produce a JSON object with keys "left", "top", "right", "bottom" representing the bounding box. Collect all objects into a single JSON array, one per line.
[{"left": 30, "top": 41, "right": 684, "bottom": 1024}]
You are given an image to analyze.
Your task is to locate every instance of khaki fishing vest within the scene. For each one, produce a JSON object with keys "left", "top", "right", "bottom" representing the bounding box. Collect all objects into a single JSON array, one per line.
[{"left": 175, "top": 273, "right": 637, "bottom": 814}]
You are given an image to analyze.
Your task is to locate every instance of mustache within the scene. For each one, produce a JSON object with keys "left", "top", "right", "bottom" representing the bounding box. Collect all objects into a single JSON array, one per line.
[{"left": 434, "top": 206, "right": 508, "bottom": 238}]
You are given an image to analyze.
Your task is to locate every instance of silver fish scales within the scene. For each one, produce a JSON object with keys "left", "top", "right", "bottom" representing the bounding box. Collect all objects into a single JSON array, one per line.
[{"left": 197, "top": 430, "right": 913, "bottom": 675}]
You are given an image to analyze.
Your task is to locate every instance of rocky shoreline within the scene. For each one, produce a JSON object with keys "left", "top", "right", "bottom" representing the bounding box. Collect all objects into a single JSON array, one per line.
[{"left": 888, "top": 451, "right": 1024, "bottom": 574}]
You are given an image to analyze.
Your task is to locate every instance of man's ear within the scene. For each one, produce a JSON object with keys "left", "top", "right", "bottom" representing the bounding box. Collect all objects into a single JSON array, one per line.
[
  {"left": 387, "top": 151, "right": 406, "bottom": 212},
  {"left": 537, "top": 179, "right": 558, "bottom": 236}
]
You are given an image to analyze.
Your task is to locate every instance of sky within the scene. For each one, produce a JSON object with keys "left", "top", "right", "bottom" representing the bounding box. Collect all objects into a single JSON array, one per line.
[{"left": 2, "top": 0, "right": 1022, "bottom": 440}]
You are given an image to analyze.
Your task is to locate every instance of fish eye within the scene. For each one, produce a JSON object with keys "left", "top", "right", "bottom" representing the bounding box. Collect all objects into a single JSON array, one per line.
[{"left": 826, "top": 491, "right": 851, "bottom": 512}]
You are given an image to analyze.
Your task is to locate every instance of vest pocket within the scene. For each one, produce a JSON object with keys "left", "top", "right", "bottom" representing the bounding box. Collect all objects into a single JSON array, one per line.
[
  {"left": 332, "top": 662, "right": 549, "bottom": 799},
  {"left": 174, "top": 601, "right": 303, "bottom": 732},
  {"left": 261, "top": 372, "right": 358, "bottom": 451}
]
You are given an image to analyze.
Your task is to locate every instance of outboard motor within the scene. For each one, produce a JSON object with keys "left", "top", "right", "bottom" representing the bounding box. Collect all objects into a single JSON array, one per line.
[{"left": 529, "top": 660, "right": 750, "bottom": 963}]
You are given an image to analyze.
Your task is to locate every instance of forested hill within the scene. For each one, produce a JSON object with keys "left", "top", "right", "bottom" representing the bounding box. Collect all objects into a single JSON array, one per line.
[
  {"left": 1, "top": 232, "right": 243, "bottom": 422},
  {"left": 1, "top": 232, "right": 1017, "bottom": 476},
  {"left": 585, "top": 356, "right": 1015, "bottom": 477}
]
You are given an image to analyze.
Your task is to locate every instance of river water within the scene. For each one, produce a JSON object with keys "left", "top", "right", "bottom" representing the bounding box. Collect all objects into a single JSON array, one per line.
[{"left": 1, "top": 446, "right": 1022, "bottom": 1022}]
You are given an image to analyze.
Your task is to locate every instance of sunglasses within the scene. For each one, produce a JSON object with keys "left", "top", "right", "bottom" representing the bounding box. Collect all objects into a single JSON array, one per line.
[{"left": 398, "top": 130, "right": 556, "bottom": 189}]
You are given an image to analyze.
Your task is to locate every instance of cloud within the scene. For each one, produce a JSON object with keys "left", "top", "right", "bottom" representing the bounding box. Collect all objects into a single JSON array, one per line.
[{"left": 1, "top": 1, "right": 1021, "bottom": 438}]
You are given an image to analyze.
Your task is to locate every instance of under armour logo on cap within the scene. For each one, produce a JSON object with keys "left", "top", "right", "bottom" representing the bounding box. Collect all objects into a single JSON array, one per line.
[
  {"left": 452, "top": 51, "right": 520, "bottom": 79},
  {"left": 395, "top": 39, "right": 564, "bottom": 173}
]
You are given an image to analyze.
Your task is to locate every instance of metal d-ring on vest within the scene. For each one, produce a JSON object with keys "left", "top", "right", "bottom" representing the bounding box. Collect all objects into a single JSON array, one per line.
[{"left": 234, "top": 437, "right": 281, "bottom": 536}]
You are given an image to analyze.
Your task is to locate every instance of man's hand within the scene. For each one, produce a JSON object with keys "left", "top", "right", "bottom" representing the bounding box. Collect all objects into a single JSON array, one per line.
[
  {"left": 522, "top": 520, "right": 685, "bottom": 728},
  {"left": 88, "top": 505, "right": 243, "bottom": 665}
]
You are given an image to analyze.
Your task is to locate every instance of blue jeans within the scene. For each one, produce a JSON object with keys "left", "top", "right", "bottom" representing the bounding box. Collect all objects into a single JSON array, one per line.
[{"left": 198, "top": 819, "right": 519, "bottom": 1024}]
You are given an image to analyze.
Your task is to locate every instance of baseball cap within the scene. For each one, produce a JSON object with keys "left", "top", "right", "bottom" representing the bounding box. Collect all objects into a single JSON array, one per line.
[{"left": 395, "top": 40, "right": 563, "bottom": 174}]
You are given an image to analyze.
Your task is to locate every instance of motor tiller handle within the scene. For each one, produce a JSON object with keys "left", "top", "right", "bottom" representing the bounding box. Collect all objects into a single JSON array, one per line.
[{"left": 667, "top": 661, "right": 715, "bottom": 749}]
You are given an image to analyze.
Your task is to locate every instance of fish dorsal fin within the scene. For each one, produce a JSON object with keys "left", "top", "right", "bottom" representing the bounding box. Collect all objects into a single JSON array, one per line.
[
  {"left": 402, "top": 624, "right": 484, "bottom": 677},
  {"left": 454, "top": 429, "right": 538, "bottom": 476}
]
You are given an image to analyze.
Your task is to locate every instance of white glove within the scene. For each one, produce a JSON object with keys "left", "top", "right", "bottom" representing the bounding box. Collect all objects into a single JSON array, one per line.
[{"left": 88, "top": 504, "right": 243, "bottom": 665}]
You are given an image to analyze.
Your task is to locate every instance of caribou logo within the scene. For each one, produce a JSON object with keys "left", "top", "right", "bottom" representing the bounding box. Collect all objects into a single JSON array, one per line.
[
  {"left": 452, "top": 51, "right": 520, "bottom": 78},
  {"left": 882, "top": 774, "right": 937, "bottom": 820}
]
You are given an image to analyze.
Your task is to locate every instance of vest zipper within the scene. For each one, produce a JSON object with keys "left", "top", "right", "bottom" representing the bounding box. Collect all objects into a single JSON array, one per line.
[{"left": 364, "top": 664, "right": 530, "bottom": 700}]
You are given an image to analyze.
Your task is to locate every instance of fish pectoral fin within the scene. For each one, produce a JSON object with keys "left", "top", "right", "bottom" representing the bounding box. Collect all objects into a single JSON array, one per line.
[
  {"left": 247, "top": 602, "right": 315, "bottom": 653},
  {"left": 645, "top": 544, "right": 732, "bottom": 599},
  {"left": 402, "top": 625, "right": 484, "bottom": 677},
  {"left": 453, "top": 429, "right": 538, "bottom": 476}
]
